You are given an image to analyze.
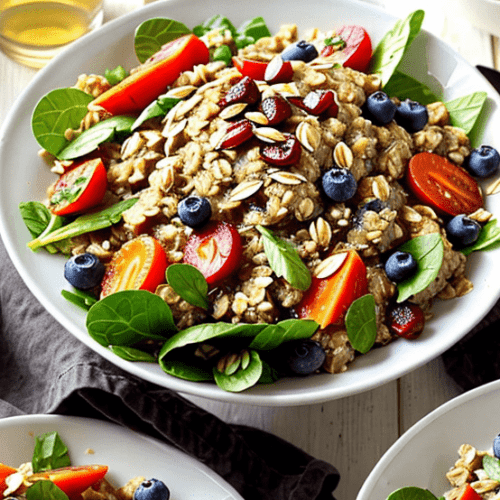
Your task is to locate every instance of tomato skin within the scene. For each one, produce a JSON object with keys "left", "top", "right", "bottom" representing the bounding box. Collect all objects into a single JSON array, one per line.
[
  {"left": 92, "top": 34, "right": 209, "bottom": 115},
  {"left": 183, "top": 221, "right": 243, "bottom": 286},
  {"left": 297, "top": 250, "right": 368, "bottom": 329},
  {"left": 100, "top": 236, "right": 168, "bottom": 298},
  {"left": 407, "top": 152, "right": 483, "bottom": 216},
  {"left": 0, "top": 463, "right": 17, "bottom": 495},
  {"left": 49, "top": 158, "right": 107, "bottom": 216},
  {"left": 232, "top": 57, "right": 268, "bottom": 80},
  {"left": 456, "top": 484, "right": 482, "bottom": 500}
]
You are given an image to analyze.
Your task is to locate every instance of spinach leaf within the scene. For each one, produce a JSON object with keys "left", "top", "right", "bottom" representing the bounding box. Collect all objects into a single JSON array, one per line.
[
  {"left": 445, "top": 91, "right": 488, "bottom": 134},
  {"left": 32, "top": 431, "right": 71, "bottom": 472},
  {"left": 235, "top": 17, "right": 271, "bottom": 49},
  {"left": 397, "top": 233, "right": 444, "bottom": 303},
  {"left": 134, "top": 18, "right": 191, "bottom": 63},
  {"left": 104, "top": 65, "right": 128, "bottom": 85},
  {"left": 483, "top": 454, "right": 500, "bottom": 481},
  {"left": 256, "top": 225, "right": 311, "bottom": 291},
  {"left": 160, "top": 358, "right": 214, "bottom": 382},
  {"left": 87, "top": 290, "right": 176, "bottom": 347},
  {"left": 193, "top": 15, "right": 237, "bottom": 38},
  {"left": 109, "top": 345, "right": 156, "bottom": 362},
  {"left": 345, "top": 294, "right": 377, "bottom": 354},
  {"left": 213, "top": 45, "right": 233, "bottom": 65},
  {"left": 166, "top": 263, "right": 209, "bottom": 310},
  {"left": 132, "top": 95, "right": 181, "bottom": 130},
  {"left": 386, "top": 486, "right": 438, "bottom": 500},
  {"left": 213, "top": 350, "right": 263, "bottom": 392},
  {"left": 58, "top": 116, "right": 135, "bottom": 160},
  {"left": 32, "top": 88, "right": 94, "bottom": 157},
  {"left": 383, "top": 70, "right": 442, "bottom": 105},
  {"left": 26, "top": 481, "right": 69, "bottom": 500},
  {"left": 27, "top": 198, "right": 138, "bottom": 251},
  {"left": 61, "top": 289, "right": 97, "bottom": 311},
  {"left": 371, "top": 10, "right": 425, "bottom": 86},
  {"left": 249, "top": 319, "right": 319, "bottom": 350},
  {"left": 462, "top": 219, "right": 500, "bottom": 255}
]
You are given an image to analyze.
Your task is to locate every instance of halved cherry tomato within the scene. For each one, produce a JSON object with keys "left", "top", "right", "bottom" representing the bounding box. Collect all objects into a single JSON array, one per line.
[
  {"left": 232, "top": 56, "right": 268, "bottom": 81},
  {"left": 92, "top": 34, "right": 209, "bottom": 115},
  {"left": 100, "top": 236, "right": 168, "bottom": 298},
  {"left": 49, "top": 158, "right": 107, "bottom": 216},
  {"left": 455, "top": 484, "right": 482, "bottom": 500},
  {"left": 0, "top": 463, "right": 17, "bottom": 495},
  {"left": 28, "top": 465, "right": 108, "bottom": 500},
  {"left": 407, "top": 152, "right": 483, "bottom": 216},
  {"left": 183, "top": 221, "right": 243, "bottom": 286},
  {"left": 297, "top": 250, "right": 368, "bottom": 329}
]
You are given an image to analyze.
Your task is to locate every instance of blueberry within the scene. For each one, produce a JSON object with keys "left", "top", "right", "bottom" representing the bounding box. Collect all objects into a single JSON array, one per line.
[
  {"left": 465, "top": 145, "right": 500, "bottom": 178},
  {"left": 385, "top": 251, "right": 418, "bottom": 283},
  {"left": 493, "top": 434, "right": 500, "bottom": 458},
  {"left": 353, "top": 199, "right": 386, "bottom": 228},
  {"left": 446, "top": 214, "right": 481, "bottom": 248},
  {"left": 282, "top": 339, "right": 326, "bottom": 376},
  {"left": 363, "top": 91, "right": 397, "bottom": 126},
  {"left": 395, "top": 99, "right": 428, "bottom": 133},
  {"left": 178, "top": 196, "right": 212, "bottom": 228},
  {"left": 322, "top": 168, "right": 357, "bottom": 202},
  {"left": 64, "top": 253, "right": 105, "bottom": 290},
  {"left": 281, "top": 40, "right": 318, "bottom": 62},
  {"left": 134, "top": 479, "right": 170, "bottom": 500}
]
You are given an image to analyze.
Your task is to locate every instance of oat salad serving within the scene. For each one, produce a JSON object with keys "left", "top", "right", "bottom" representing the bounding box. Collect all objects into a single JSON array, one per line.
[{"left": 20, "top": 10, "right": 500, "bottom": 392}]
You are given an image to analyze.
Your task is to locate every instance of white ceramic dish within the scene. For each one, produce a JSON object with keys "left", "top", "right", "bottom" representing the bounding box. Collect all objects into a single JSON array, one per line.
[
  {"left": 0, "top": 414, "right": 242, "bottom": 500},
  {"left": 1, "top": 0, "right": 500, "bottom": 406},
  {"left": 357, "top": 379, "right": 500, "bottom": 499}
]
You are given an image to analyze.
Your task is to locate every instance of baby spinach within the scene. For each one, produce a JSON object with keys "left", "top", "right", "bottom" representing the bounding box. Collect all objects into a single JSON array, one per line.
[
  {"left": 396, "top": 233, "right": 444, "bottom": 303},
  {"left": 383, "top": 70, "right": 442, "bottom": 105},
  {"left": 249, "top": 319, "right": 318, "bottom": 350},
  {"left": 462, "top": 219, "right": 500, "bottom": 255},
  {"left": 483, "top": 454, "right": 500, "bottom": 481},
  {"left": 213, "top": 45, "right": 233, "bottom": 66},
  {"left": 108, "top": 345, "right": 156, "bottom": 362},
  {"left": 160, "top": 358, "right": 214, "bottom": 382},
  {"left": 166, "top": 263, "right": 209, "bottom": 310},
  {"left": 345, "top": 294, "right": 377, "bottom": 354},
  {"left": 256, "top": 225, "right": 311, "bottom": 291},
  {"left": 234, "top": 16, "right": 271, "bottom": 48},
  {"left": 386, "top": 486, "right": 438, "bottom": 500},
  {"left": 26, "top": 481, "right": 69, "bottom": 500},
  {"left": 213, "top": 350, "right": 263, "bottom": 392},
  {"left": 104, "top": 65, "right": 128, "bottom": 85},
  {"left": 193, "top": 15, "right": 236, "bottom": 38},
  {"left": 87, "top": 290, "right": 177, "bottom": 347},
  {"left": 32, "top": 431, "right": 71, "bottom": 472},
  {"left": 61, "top": 289, "right": 97, "bottom": 311},
  {"left": 445, "top": 91, "right": 488, "bottom": 134},
  {"left": 132, "top": 95, "right": 181, "bottom": 130}
]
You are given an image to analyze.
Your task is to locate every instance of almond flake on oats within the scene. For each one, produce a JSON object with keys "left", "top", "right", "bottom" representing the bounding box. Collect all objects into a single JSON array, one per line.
[
  {"left": 219, "top": 102, "right": 248, "bottom": 120},
  {"left": 165, "top": 85, "right": 197, "bottom": 99},
  {"left": 271, "top": 82, "right": 299, "bottom": 96},
  {"left": 245, "top": 111, "right": 269, "bottom": 125},
  {"left": 229, "top": 179, "right": 263, "bottom": 201},
  {"left": 163, "top": 118, "right": 187, "bottom": 139},
  {"left": 269, "top": 171, "right": 306, "bottom": 185},
  {"left": 486, "top": 176, "right": 500, "bottom": 196},
  {"left": 174, "top": 93, "right": 203, "bottom": 119},
  {"left": 309, "top": 217, "right": 332, "bottom": 247},
  {"left": 314, "top": 252, "right": 348, "bottom": 278},
  {"left": 372, "top": 176, "right": 390, "bottom": 202},
  {"left": 401, "top": 205, "right": 423, "bottom": 222},
  {"left": 296, "top": 121, "right": 321, "bottom": 152},
  {"left": 333, "top": 141, "right": 353, "bottom": 169},
  {"left": 253, "top": 127, "right": 286, "bottom": 143},
  {"left": 468, "top": 207, "right": 492, "bottom": 223}
]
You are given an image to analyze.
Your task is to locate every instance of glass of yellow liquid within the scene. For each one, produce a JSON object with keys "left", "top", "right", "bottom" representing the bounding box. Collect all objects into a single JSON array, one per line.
[{"left": 0, "top": 0, "right": 103, "bottom": 68}]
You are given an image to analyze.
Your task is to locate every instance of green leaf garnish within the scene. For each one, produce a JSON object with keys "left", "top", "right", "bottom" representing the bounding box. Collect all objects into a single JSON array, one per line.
[
  {"left": 396, "top": 233, "right": 444, "bottom": 303},
  {"left": 462, "top": 219, "right": 500, "bottom": 255},
  {"left": 483, "top": 454, "right": 500, "bottom": 481},
  {"left": 27, "top": 481, "right": 69, "bottom": 500},
  {"left": 134, "top": 18, "right": 191, "bottom": 63},
  {"left": 249, "top": 319, "right": 318, "bottom": 350},
  {"left": 235, "top": 16, "right": 271, "bottom": 48},
  {"left": 32, "top": 431, "right": 71, "bottom": 473},
  {"left": 61, "top": 289, "right": 97, "bottom": 310},
  {"left": 109, "top": 345, "right": 156, "bottom": 362},
  {"left": 324, "top": 36, "right": 346, "bottom": 49},
  {"left": 193, "top": 15, "right": 237, "bottom": 38},
  {"left": 445, "top": 91, "right": 488, "bottom": 134},
  {"left": 345, "top": 294, "right": 377, "bottom": 353},
  {"left": 104, "top": 65, "right": 128, "bottom": 85},
  {"left": 256, "top": 225, "right": 311, "bottom": 291},
  {"left": 386, "top": 486, "right": 438, "bottom": 500},
  {"left": 132, "top": 95, "right": 181, "bottom": 130},
  {"left": 213, "top": 350, "right": 263, "bottom": 392},
  {"left": 383, "top": 70, "right": 442, "bottom": 105},
  {"left": 212, "top": 45, "right": 233, "bottom": 65},
  {"left": 160, "top": 358, "right": 214, "bottom": 382},
  {"left": 166, "top": 263, "right": 209, "bottom": 310}
]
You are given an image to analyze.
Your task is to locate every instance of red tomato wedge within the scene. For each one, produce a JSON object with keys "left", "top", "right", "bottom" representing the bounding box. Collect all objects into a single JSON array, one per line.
[
  {"left": 49, "top": 158, "right": 107, "bottom": 216},
  {"left": 0, "top": 463, "right": 17, "bottom": 495},
  {"left": 297, "top": 250, "right": 368, "bottom": 329},
  {"left": 456, "top": 484, "right": 482, "bottom": 500},
  {"left": 100, "top": 236, "right": 168, "bottom": 298},
  {"left": 232, "top": 56, "right": 268, "bottom": 80},
  {"left": 92, "top": 34, "right": 209, "bottom": 115},
  {"left": 28, "top": 465, "right": 108, "bottom": 500},
  {"left": 183, "top": 221, "right": 243, "bottom": 286},
  {"left": 407, "top": 152, "right": 483, "bottom": 216}
]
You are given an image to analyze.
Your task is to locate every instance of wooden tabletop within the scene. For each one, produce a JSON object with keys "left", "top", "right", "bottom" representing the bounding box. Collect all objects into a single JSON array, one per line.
[{"left": 0, "top": 1, "right": 497, "bottom": 499}]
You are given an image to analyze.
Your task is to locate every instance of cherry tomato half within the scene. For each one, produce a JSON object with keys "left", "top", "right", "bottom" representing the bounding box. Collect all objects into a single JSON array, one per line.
[
  {"left": 232, "top": 56, "right": 268, "bottom": 81},
  {"left": 49, "top": 158, "right": 107, "bottom": 216},
  {"left": 0, "top": 463, "right": 17, "bottom": 496},
  {"left": 183, "top": 221, "right": 243, "bottom": 286},
  {"left": 455, "top": 484, "right": 482, "bottom": 500},
  {"left": 407, "top": 152, "right": 483, "bottom": 216}
]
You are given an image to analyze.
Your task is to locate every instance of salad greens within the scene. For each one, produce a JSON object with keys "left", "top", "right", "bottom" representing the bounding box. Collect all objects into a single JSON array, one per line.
[
  {"left": 32, "top": 431, "right": 71, "bottom": 473},
  {"left": 386, "top": 487, "right": 441, "bottom": 500},
  {"left": 345, "top": 294, "right": 377, "bottom": 353},
  {"left": 166, "top": 263, "right": 209, "bottom": 310}
]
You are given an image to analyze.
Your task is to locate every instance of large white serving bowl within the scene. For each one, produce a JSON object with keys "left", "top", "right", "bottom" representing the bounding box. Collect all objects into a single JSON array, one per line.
[
  {"left": 0, "top": 414, "right": 243, "bottom": 499},
  {"left": 1, "top": 0, "right": 500, "bottom": 406},
  {"left": 357, "top": 379, "right": 500, "bottom": 499}
]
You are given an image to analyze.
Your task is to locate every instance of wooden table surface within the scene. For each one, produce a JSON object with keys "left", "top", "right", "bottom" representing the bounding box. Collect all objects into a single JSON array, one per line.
[{"left": 0, "top": 1, "right": 497, "bottom": 499}]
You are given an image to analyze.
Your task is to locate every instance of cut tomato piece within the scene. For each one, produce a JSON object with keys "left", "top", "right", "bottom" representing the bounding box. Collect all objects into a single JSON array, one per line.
[
  {"left": 297, "top": 250, "right": 368, "bottom": 329},
  {"left": 92, "top": 34, "right": 209, "bottom": 115},
  {"left": 0, "top": 463, "right": 17, "bottom": 495},
  {"left": 183, "top": 221, "right": 243, "bottom": 286},
  {"left": 232, "top": 56, "right": 268, "bottom": 80},
  {"left": 100, "top": 236, "right": 168, "bottom": 298},
  {"left": 455, "top": 484, "right": 482, "bottom": 500},
  {"left": 49, "top": 158, "right": 107, "bottom": 216},
  {"left": 407, "top": 152, "right": 483, "bottom": 216}
]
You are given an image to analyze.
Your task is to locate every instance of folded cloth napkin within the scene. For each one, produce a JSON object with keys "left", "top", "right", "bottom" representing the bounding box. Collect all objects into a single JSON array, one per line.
[{"left": 0, "top": 240, "right": 340, "bottom": 500}]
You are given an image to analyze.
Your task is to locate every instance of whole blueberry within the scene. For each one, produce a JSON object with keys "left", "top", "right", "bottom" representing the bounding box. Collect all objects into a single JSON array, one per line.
[
  {"left": 446, "top": 214, "right": 481, "bottom": 248},
  {"left": 493, "top": 434, "right": 500, "bottom": 458},
  {"left": 178, "top": 196, "right": 212, "bottom": 228},
  {"left": 282, "top": 339, "right": 326, "bottom": 376},
  {"left": 395, "top": 99, "right": 428, "bottom": 133},
  {"left": 465, "top": 145, "right": 500, "bottom": 178},
  {"left": 363, "top": 91, "right": 397, "bottom": 126},
  {"left": 281, "top": 40, "right": 318, "bottom": 62},
  {"left": 64, "top": 253, "right": 105, "bottom": 290},
  {"left": 385, "top": 251, "right": 418, "bottom": 283},
  {"left": 134, "top": 479, "right": 170, "bottom": 500},
  {"left": 322, "top": 168, "right": 357, "bottom": 202}
]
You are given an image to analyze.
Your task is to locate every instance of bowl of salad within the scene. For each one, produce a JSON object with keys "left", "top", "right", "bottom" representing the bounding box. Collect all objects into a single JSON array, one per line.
[{"left": 2, "top": 0, "right": 500, "bottom": 405}]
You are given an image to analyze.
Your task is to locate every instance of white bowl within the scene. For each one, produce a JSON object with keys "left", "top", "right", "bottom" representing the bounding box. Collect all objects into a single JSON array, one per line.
[{"left": 1, "top": 0, "right": 500, "bottom": 406}]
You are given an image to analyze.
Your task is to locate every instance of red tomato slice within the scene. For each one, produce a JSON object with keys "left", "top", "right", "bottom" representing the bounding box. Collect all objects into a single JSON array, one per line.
[
  {"left": 407, "top": 152, "right": 483, "bottom": 216},
  {"left": 183, "top": 221, "right": 243, "bottom": 286},
  {"left": 0, "top": 463, "right": 17, "bottom": 495},
  {"left": 100, "top": 236, "right": 168, "bottom": 298},
  {"left": 232, "top": 56, "right": 268, "bottom": 80},
  {"left": 49, "top": 158, "right": 107, "bottom": 216},
  {"left": 92, "top": 34, "right": 209, "bottom": 115},
  {"left": 456, "top": 484, "right": 482, "bottom": 500},
  {"left": 297, "top": 250, "right": 368, "bottom": 329}
]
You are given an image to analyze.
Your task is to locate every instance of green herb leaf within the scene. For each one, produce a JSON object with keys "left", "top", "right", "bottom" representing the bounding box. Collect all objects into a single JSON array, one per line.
[
  {"left": 58, "top": 116, "right": 135, "bottom": 160},
  {"left": 345, "top": 294, "right": 377, "bottom": 353},
  {"left": 213, "top": 350, "right": 263, "bottom": 392},
  {"left": 462, "top": 219, "right": 500, "bottom": 255},
  {"left": 26, "top": 481, "right": 69, "bottom": 500},
  {"left": 445, "top": 91, "right": 488, "bottom": 134},
  {"left": 109, "top": 345, "right": 156, "bottom": 362},
  {"left": 32, "top": 431, "right": 71, "bottom": 472},
  {"left": 32, "top": 88, "right": 94, "bottom": 157},
  {"left": 134, "top": 18, "right": 191, "bottom": 63},
  {"left": 213, "top": 45, "right": 233, "bottom": 65},
  {"left": 386, "top": 486, "right": 438, "bottom": 500},
  {"left": 104, "top": 65, "right": 128, "bottom": 85},
  {"left": 397, "top": 233, "right": 444, "bottom": 303},
  {"left": 371, "top": 10, "right": 425, "bottom": 86},
  {"left": 87, "top": 290, "right": 176, "bottom": 347},
  {"left": 483, "top": 454, "right": 500, "bottom": 481},
  {"left": 61, "top": 289, "right": 97, "bottom": 311},
  {"left": 235, "top": 16, "right": 271, "bottom": 48},
  {"left": 249, "top": 319, "right": 319, "bottom": 350},
  {"left": 132, "top": 95, "right": 181, "bottom": 130},
  {"left": 256, "top": 225, "right": 311, "bottom": 291},
  {"left": 160, "top": 358, "right": 214, "bottom": 381},
  {"left": 166, "top": 263, "right": 209, "bottom": 310},
  {"left": 193, "top": 15, "right": 237, "bottom": 38},
  {"left": 383, "top": 70, "right": 442, "bottom": 105}
]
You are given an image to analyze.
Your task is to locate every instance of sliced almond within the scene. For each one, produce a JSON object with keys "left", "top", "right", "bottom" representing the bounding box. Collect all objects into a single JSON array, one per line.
[
  {"left": 253, "top": 127, "right": 286, "bottom": 143},
  {"left": 296, "top": 121, "right": 321, "bottom": 152},
  {"left": 165, "top": 85, "right": 197, "bottom": 99},
  {"left": 269, "top": 171, "right": 306, "bottom": 185},
  {"left": 219, "top": 102, "right": 248, "bottom": 120},
  {"left": 314, "top": 252, "right": 348, "bottom": 279},
  {"left": 229, "top": 179, "right": 263, "bottom": 201},
  {"left": 245, "top": 111, "right": 269, "bottom": 125},
  {"left": 333, "top": 141, "right": 353, "bottom": 169},
  {"left": 162, "top": 118, "right": 187, "bottom": 139}
]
